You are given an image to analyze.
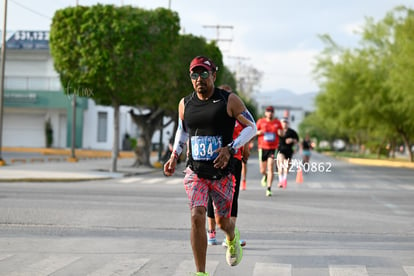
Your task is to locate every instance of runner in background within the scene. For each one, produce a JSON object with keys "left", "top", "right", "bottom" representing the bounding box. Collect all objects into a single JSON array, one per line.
[
  {"left": 256, "top": 106, "right": 282, "bottom": 196},
  {"left": 277, "top": 117, "right": 299, "bottom": 188},
  {"left": 301, "top": 133, "right": 313, "bottom": 168},
  {"left": 241, "top": 140, "right": 254, "bottom": 190}
]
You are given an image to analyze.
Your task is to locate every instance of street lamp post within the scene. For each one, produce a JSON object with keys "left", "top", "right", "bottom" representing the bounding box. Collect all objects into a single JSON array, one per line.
[{"left": 0, "top": 0, "right": 8, "bottom": 166}]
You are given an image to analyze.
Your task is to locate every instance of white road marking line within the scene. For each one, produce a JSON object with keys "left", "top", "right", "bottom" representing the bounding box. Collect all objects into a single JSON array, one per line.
[
  {"left": 253, "top": 263, "right": 292, "bottom": 276},
  {"left": 0, "top": 254, "right": 13, "bottom": 261},
  {"left": 328, "top": 183, "right": 345, "bottom": 189},
  {"left": 144, "top": 178, "right": 164, "bottom": 184},
  {"left": 8, "top": 256, "right": 81, "bottom": 276},
  {"left": 87, "top": 257, "right": 149, "bottom": 276},
  {"left": 165, "top": 178, "right": 183, "bottom": 185},
  {"left": 329, "top": 265, "right": 368, "bottom": 276},
  {"left": 119, "top": 177, "right": 144, "bottom": 183},
  {"left": 403, "top": 266, "right": 414, "bottom": 276},
  {"left": 398, "top": 184, "right": 414, "bottom": 190},
  {"left": 380, "top": 184, "right": 398, "bottom": 190},
  {"left": 307, "top": 182, "right": 322, "bottom": 189},
  {"left": 173, "top": 259, "right": 218, "bottom": 276}
]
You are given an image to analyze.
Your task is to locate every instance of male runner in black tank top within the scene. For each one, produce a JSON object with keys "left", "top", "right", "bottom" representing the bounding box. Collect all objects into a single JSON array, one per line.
[{"left": 163, "top": 56, "right": 256, "bottom": 276}]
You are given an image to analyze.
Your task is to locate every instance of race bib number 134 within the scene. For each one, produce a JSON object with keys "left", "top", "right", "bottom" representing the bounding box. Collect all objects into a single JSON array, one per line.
[{"left": 191, "top": 136, "right": 222, "bottom": 161}]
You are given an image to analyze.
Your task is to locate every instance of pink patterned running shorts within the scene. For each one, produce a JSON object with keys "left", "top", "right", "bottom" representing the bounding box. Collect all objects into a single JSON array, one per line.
[{"left": 183, "top": 167, "right": 235, "bottom": 218}]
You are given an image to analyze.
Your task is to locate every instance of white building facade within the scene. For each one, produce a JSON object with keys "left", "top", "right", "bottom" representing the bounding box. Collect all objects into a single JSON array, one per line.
[{"left": 2, "top": 30, "right": 166, "bottom": 151}]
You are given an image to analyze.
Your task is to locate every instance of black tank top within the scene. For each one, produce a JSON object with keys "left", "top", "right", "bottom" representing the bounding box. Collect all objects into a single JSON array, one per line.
[{"left": 184, "top": 87, "right": 235, "bottom": 179}]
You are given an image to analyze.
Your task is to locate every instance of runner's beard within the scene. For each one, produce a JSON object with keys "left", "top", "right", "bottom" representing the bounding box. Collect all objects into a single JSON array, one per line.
[{"left": 196, "top": 83, "right": 208, "bottom": 94}]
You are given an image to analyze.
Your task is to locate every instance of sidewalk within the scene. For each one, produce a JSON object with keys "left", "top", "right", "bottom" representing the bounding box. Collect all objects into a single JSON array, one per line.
[{"left": 0, "top": 156, "right": 160, "bottom": 182}]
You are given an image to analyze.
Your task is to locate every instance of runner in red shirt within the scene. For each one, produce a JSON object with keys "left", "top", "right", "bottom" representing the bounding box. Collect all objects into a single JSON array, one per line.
[{"left": 256, "top": 106, "right": 282, "bottom": 196}]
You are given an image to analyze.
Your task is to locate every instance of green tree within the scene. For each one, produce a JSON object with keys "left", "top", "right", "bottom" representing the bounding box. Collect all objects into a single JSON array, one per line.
[
  {"left": 157, "top": 34, "right": 224, "bottom": 136},
  {"left": 359, "top": 7, "right": 414, "bottom": 160},
  {"left": 50, "top": 5, "right": 180, "bottom": 170},
  {"left": 313, "top": 6, "right": 414, "bottom": 161},
  {"left": 386, "top": 7, "right": 414, "bottom": 160}
]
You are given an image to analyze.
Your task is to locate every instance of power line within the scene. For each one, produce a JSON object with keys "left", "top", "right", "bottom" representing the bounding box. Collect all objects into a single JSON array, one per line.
[
  {"left": 10, "top": 0, "right": 51, "bottom": 20},
  {"left": 227, "top": 56, "right": 250, "bottom": 62},
  {"left": 202, "top": 25, "right": 233, "bottom": 43}
]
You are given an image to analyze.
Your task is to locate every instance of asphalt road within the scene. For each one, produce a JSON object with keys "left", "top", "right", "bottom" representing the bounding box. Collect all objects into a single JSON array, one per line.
[{"left": 0, "top": 153, "right": 413, "bottom": 276}]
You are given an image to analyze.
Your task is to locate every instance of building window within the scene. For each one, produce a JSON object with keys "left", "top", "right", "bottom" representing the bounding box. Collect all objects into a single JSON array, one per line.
[{"left": 97, "top": 112, "right": 108, "bottom": 142}]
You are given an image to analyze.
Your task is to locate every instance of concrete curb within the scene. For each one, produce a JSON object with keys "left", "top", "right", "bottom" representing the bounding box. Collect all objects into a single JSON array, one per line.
[
  {"left": 2, "top": 147, "right": 135, "bottom": 158},
  {"left": 0, "top": 177, "right": 113, "bottom": 183},
  {"left": 0, "top": 169, "right": 160, "bottom": 183},
  {"left": 335, "top": 156, "right": 414, "bottom": 169}
]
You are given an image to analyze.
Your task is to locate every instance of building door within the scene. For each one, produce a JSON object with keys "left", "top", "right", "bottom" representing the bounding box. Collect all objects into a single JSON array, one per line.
[{"left": 4, "top": 112, "right": 45, "bottom": 147}]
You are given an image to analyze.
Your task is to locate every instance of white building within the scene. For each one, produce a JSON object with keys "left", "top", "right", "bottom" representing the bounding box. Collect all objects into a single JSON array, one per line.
[{"left": 2, "top": 30, "right": 169, "bottom": 151}]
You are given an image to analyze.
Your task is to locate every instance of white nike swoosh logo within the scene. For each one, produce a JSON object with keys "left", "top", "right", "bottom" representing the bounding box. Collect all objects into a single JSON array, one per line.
[{"left": 213, "top": 99, "right": 221, "bottom": 103}]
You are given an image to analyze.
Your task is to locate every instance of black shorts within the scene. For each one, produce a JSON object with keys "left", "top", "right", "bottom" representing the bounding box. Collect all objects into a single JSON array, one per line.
[
  {"left": 259, "top": 149, "right": 276, "bottom": 162},
  {"left": 278, "top": 150, "right": 293, "bottom": 161}
]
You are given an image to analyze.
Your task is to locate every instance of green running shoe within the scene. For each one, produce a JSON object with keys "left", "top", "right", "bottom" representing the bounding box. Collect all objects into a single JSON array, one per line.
[
  {"left": 226, "top": 227, "right": 243, "bottom": 266},
  {"left": 261, "top": 175, "right": 267, "bottom": 187},
  {"left": 266, "top": 189, "right": 272, "bottom": 197},
  {"left": 194, "top": 272, "right": 209, "bottom": 276}
]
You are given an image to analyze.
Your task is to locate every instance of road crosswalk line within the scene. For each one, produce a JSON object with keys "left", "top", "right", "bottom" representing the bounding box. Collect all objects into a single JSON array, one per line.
[
  {"left": 173, "top": 259, "right": 219, "bottom": 276},
  {"left": 144, "top": 178, "right": 162, "bottom": 184},
  {"left": 253, "top": 262, "right": 292, "bottom": 276},
  {"left": 165, "top": 178, "right": 183, "bottom": 185},
  {"left": 1, "top": 254, "right": 413, "bottom": 275},
  {"left": 329, "top": 265, "right": 368, "bottom": 276},
  {"left": 307, "top": 182, "right": 322, "bottom": 189},
  {"left": 398, "top": 184, "right": 414, "bottom": 190},
  {"left": 118, "top": 176, "right": 414, "bottom": 192},
  {"left": 0, "top": 254, "right": 13, "bottom": 261},
  {"left": 86, "top": 257, "right": 149, "bottom": 276},
  {"left": 328, "top": 183, "right": 345, "bottom": 189},
  {"left": 404, "top": 266, "right": 414, "bottom": 276},
  {"left": 118, "top": 177, "right": 144, "bottom": 183},
  {"left": 8, "top": 255, "right": 81, "bottom": 276}
]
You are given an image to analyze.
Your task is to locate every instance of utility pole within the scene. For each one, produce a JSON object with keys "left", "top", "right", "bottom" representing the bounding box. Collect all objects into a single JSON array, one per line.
[
  {"left": 0, "top": 0, "right": 8, "bottom": 166},
  {"left": 227, "top": 55, "right": 250, "bottom": 94},
  {"left": 227, "top": 55, "right": 250, "bottom": 75},
  {"left": 227, "top": 55, "right": 250, "bottom": 67},
  {"left": 202, "top": 25, "right": 233, "bottom": 44}
]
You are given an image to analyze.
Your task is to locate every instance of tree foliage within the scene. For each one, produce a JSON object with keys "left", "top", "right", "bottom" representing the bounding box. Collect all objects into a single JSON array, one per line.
[
  {"left": 306, "top": 6, "right": 414, "bottom": 161},
  {"left": 50, "top": 5, "right": 180, "bottom": 170}
]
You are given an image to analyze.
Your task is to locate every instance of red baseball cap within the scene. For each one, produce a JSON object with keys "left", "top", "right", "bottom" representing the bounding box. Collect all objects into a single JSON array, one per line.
[
  {"left": 189, "top": 56, "right": 217, "bottom": 72},
  {"left": 265, "top": 106, "right": 274, "bottom": 112}
]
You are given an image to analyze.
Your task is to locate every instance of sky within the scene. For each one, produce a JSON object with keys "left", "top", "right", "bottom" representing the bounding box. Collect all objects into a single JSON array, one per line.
[{"left": 2, "top": 0, "right": 413, "bottom": 94}]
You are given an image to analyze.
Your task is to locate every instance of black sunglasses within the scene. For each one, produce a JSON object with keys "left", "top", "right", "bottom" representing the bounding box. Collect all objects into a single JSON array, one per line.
[{"left": 190, "top": 71, "right": 210, "bottom": 80}]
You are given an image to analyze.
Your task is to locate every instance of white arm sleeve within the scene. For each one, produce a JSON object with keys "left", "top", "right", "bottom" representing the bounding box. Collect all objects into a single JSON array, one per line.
[
  {"left": 171, "top": 118, "right": 189, "bottom": 157},
  {"left": 232, "top": 109, "right": 257, "bottom": 150}
]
